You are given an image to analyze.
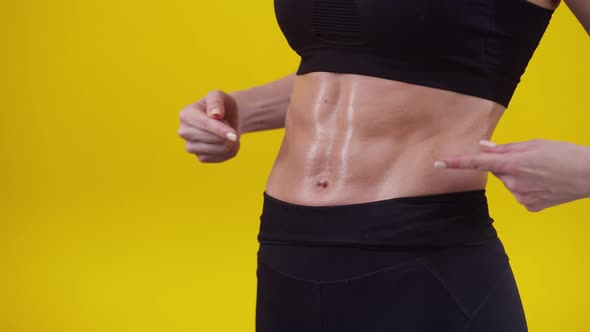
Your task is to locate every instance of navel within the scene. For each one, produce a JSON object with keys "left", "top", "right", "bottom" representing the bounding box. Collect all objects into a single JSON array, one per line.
[{"left": 316, "top": 179, "right": 329, "bottom": 188}]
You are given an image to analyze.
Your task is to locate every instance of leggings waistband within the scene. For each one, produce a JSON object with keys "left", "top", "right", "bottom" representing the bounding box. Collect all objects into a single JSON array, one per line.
[{"left": 257, "top": 189, "right": 498, "bottom": 249}]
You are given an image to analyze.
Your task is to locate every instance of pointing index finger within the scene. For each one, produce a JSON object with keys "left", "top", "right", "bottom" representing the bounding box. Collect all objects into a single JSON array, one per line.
[{"left": 434, "top": 152, "right": 507, "bottom": 174}]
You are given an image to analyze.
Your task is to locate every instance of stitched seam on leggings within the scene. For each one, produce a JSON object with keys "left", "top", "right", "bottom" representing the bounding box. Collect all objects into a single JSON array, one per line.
[
  {"left": 258, "top": 254, "right": 431, "bottom": 285},
  {"left": 462, "top": 267, "right": 512, "bottom": 332},
  {"left": 419, "top": 261, "right": 470, "bottom": 320},
  {"left": 258, "top": 259, "right": 320, "bottom": 284}
]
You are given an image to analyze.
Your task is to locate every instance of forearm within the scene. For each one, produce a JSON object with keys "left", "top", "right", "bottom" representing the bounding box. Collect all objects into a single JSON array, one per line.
[
  {"left": 576, "top": 143, "right": 590, "bottom": 198},
  {"left": 230, "top": 73, "right": 295, "bottom": 135}
]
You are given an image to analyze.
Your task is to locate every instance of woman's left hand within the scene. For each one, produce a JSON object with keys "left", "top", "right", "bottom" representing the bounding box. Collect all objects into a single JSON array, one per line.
[{"left": 434, "top": 139, "right": 590, "bottom": 212}]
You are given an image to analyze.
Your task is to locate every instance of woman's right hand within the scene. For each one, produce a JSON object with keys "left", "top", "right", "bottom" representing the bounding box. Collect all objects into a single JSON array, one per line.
[{"left": 178, "top": 89, "right": 241, "bottom": 163}]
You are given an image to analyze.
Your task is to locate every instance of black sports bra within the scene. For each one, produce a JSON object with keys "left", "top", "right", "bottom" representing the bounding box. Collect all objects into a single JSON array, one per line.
[{"left": 274, "top": 0, "right": 555, "bottom": 107}]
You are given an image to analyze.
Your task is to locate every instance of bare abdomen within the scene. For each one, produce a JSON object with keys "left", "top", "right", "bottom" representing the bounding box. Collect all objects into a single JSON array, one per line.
[{"left": 265, "top": 72, "right": 505, "bottom": 206}]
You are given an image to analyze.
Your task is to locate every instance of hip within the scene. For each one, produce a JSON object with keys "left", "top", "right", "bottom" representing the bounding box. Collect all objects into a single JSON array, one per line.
[{"left": 255, "top": 189, "right": 526, "bottom": 331}]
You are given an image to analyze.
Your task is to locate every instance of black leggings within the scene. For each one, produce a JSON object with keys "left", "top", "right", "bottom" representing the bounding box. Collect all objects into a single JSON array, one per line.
[{"left": 255, "top": 190, "right": 528, "bottom": 332}]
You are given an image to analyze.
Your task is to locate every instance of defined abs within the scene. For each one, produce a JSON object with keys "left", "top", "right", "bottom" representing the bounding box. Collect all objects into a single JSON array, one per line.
[{"left": 264, "top": 73, "right": 504, "bottom": 206}]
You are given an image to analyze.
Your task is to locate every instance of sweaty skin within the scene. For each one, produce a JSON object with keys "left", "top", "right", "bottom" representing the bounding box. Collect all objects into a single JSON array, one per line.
[
  {"left": 263, "top": 0, "right": 561, "bottom": 206},
  {"left": 264, "top": 72, "right": 505, "bottom": 206}
]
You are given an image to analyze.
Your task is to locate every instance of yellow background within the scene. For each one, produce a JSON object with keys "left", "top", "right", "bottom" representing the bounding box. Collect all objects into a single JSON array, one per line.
[{"left": 1, "top": 1, "right": 589, "bottom": 331}]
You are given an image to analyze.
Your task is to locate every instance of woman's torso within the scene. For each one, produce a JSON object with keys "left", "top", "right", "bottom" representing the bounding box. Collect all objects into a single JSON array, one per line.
[{"left": 264, "top": 0, "right": 559, "bottom": 206}]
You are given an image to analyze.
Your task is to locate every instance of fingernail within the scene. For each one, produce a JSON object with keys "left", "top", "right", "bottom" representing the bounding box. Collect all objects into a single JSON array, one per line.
[
  {"left": 434, "top": 161, "right": 447, "bottom": 168},
  {"left": 210, "top": 108, "right": 221, "bottom": 116},
  {"left": 226, "top": 132, "right": 237, "bottom": 142},
  {"left": 480, "top": 140, "right": 497, "bottom": 148}
]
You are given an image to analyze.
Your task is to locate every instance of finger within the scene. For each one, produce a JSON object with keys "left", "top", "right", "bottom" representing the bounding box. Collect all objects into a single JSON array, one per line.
[
  {"left": 205, "top": 90, "right": 227, "bottom": 120},
  {"left": 194, "top": 153, "right": 225, "bottom": 163},
  {"left": 192, "top": 153, "right": 218, "bottom": 163},
  {"left": 185, "top": 140, "right": 236, "bottom": 155},
  {"left": 179, "top": 105, "right": 238, "bottom": 142},
  {"left": 177, "top": 123, "right": 225, "bottom": 143},
  {"left": 434, "top": 153, "right": 508, "bottom": 173},
  {"left": 478, "top": 139, "right": 535, "bottom": 154}
]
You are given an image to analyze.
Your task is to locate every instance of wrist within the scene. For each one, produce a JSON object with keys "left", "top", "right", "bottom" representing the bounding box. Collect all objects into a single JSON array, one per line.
[
  {"left": 228, "top": 74, "right": 294, "bottom": 135},
  {"left": 566, "top": 142, "right": 590, "bottom": 199},
  {"left": 580, "top": 144, "right": 590, "bottom": 198},
  {"left": 229, "top": 89, "right": 256, "bottom": 136}
]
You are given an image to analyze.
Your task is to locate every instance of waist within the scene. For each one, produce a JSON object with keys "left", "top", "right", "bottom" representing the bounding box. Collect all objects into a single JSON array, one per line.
[
  {"left": 265, "top": 131, "right": 491, "bottom": 205},
  {"left": 258, "top": 189, "right": 498, "bottom": 249}
]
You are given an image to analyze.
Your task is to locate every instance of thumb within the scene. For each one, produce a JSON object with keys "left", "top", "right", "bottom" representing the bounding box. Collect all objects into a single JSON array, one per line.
[
  {"left": 205, "top": 90, "right": 227, "bottom": 120},
  {"left": 203, "top": 117, "right": 238, "bottom": 142}
]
